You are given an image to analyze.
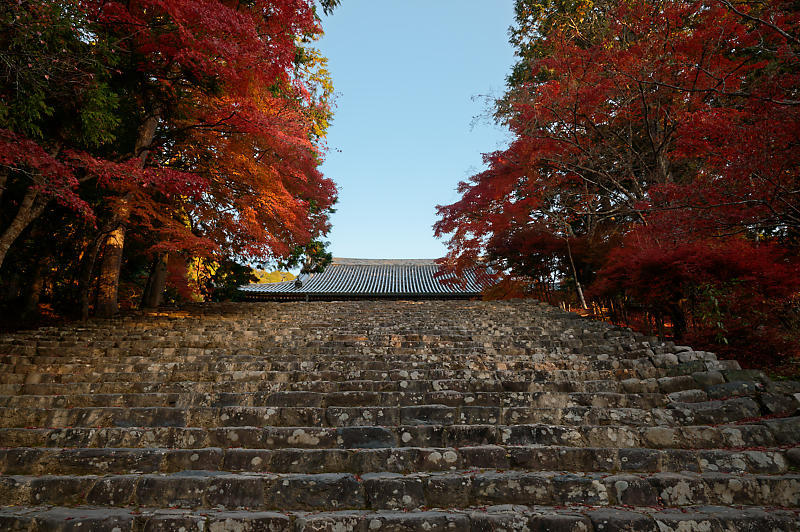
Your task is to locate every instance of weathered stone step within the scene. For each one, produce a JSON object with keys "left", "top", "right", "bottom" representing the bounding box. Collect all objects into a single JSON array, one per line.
[
  {"left": 1, "top": 504, "right": 796, "bottom": 531},
  {"left": 0, "top": 322, "right": 568, "bottom": 334},
  {"left": 0, "top": 329, "right": 635, "bottom": 340},
  {"left": 1, "top": 445, "right": 791, "bottom": 476},
  {"left": 2, "top": 470, "right": 799, "bottom": 510},
  {"left": 2, "top": 340, "right": 626, "bottom": 352},
  {"left": 0, "top": 358, "right": 659, "bottom": 380},
  {"left": 0, "top": 327, "right": 679, "bottom": 344},
  {"left": 0, "top": 377, "right": 638, "bottom": 396},
  {"left": 0, "top": 338, "right": 609, "bottom": 353},
  {"left": 0, "top": 397, "right": 767, "bottom": 429},
  {"left": 0, "top": 366, "right": 686, "bottom": 386},
  {"left": 0, "top": 390, "right": 671, "bottom": 409},
  {"left": 0, "top": 322, "right": 611, "bottom": 333},
  {"left": 5, "top": 371, "right": 792, "bottom": 398},
  {"left": 0, "top": 336, "right": 632, "bottom": 352},
  {"left": 0, "top": 331, "right": 618, "bottom": 347},
  {"left": 3, "top": 347, "right": 655, "bottom": 364},
  {"left": 0, "top": 337, "right": 656, "bottom": 349},
  {"left": 2, "top": 389, "right": 792, "bottom": 416},
  {"left": 0, "top": 329, "right": 660, "bottom": 344},
  {"left": 0, "top": 356, "right": 677, "bottom": 382},
  {"left": 1, "top": 419, "right": 792, "bottom": 451},
  {"left": 0, "top": 336, "right": 701, "bottom": 351}
]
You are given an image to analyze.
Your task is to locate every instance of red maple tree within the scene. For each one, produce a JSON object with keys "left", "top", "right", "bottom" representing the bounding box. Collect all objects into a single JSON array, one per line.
[
  {"left": 436, "top": 0, "right": 800, "bottom": 363},
  {"left": 1, "top": 0, "right": 338, "bottom": 318}
]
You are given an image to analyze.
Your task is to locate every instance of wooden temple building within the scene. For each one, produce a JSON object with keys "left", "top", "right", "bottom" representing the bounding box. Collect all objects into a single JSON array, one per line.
[{"left": 239, "top": 258, "right": 489, "bottom": 301}]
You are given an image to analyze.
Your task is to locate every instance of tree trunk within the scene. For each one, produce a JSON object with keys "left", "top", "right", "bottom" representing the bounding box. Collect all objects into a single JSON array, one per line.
[
  {"left": 141, "top": 253, "right": 169, "bottom": 309},
  {"left": 94, "top": 201, "right": 130, "bottom": 318},
  {"left": 564, "top": 236, "right": 588, "bottom": 310},
  {"left": 21, "top": 258, "right": 45, "bottom": 320},
  {"left": 669, "top": 303, "right": 688, "bottom": 340},
  {"left": 94, "top": 111, "right": 160, "bottom": 318},
  {"left": 78, "top": 236, "right": 104, "bottom": 321},
  {"left": 0, "top": 189, "right": 49, "bottom": 270},
  {"left": 0, "top": 170, "right": 8, "bottom": 202}
]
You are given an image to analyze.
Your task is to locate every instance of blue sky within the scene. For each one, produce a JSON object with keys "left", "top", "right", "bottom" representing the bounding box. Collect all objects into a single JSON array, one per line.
[{"left": 317, "top": 1, "right": 516, "bottom": 260}]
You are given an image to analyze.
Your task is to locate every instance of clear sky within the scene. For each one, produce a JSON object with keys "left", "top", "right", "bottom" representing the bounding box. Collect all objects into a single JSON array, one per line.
[{"left": 317, "top": 1, "right": 516, "bottom": 260}]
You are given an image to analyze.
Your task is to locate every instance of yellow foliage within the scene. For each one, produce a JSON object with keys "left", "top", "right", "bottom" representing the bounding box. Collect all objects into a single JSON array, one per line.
[
  {"left": 295, "top": 38, "right": 335, "bottom": 139},
  {"left": 254, "top": 270, "right": 296, "bottom": 284}
]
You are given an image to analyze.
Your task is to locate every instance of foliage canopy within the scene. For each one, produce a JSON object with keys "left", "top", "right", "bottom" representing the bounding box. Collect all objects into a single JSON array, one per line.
[
  {"left": 436, "top": 0, "right": 800, "bottom": 365},
  {"left": 0, "top": 0, "right": 339, "bottom": 318}
]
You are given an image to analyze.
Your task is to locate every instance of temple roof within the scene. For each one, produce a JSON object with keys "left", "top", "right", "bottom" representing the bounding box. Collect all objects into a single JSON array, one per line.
[{"left": 239, "top": 258, "right": 488, "bottom": 300}]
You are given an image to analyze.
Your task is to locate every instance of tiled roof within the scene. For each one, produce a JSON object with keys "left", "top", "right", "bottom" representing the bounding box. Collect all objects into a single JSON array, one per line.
[{"left": 239, "top": 258, "right": 489, "bottom": 299}]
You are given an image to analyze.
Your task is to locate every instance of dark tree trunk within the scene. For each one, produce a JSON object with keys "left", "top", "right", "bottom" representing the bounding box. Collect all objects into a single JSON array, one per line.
[
  {"left": 564, "top": 236, "right": 588, "bottom": 310},
  {"left": 95, "top": 111, "right": 159, "bottom": 318},
  {"left": 95, "top": 207, "right": 129, "bottom": 318},
  {"left": 0, "top": 145, "right": 60, "bottom": 271},
  {"left": 0, "top": 189, "right": 49, "bottom": 271},
  {"left": 669, "top": 303, "right": 688, "bottom": 340},
  {"left": 78, "top": 236, "right": 104, "bottom": 322},
  {"left": 21, "top": 258, "right": 45, "bottom": 320},
  {"left": 141, "top": 253, "right": 169, "bottom": 309}
]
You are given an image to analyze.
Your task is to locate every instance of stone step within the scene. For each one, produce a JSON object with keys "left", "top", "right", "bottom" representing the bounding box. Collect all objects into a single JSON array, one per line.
[
  {"left": 1, "top": 419, "right": 792, "bottom": 450},
  {"left": 0, "top": 344, "right": 735, "bottom": 360},
  {"left": 0, "top": 365, "right": 705, "bottom": 386},
  {"left": 4, "top": 372, "right": 792, "bottom": 398},
  {"left": 0, "top": 340, "right": 619, "bottom": 353},
  {"left": 0, "top": 334, "right": 625, "bottom": 347},
  {"left": 0, "top": 377, "right": 638, "bottom": 396},
  {"left": 1, "top": 504, "right": 796, "bottom": 531},
  {"left": 0, "top": 332, "right": 646, "bottom": 343},
  {"left": 0, "top": 336, "right": 660, "bottom": 353},
  {"left": 0, "top": 357, "right": 677, "bottom": 379},
  {"left": 1, "top": 445, "right": 792, "bottom": 476},
  {"left": 0, "top": 345, "right": 672, "bottom": 357},
  {"left": 0, "top": 334, "right": 653, "bottom": 343},
  {"left": 0, "top": 328, "right": 646, "bottom": 337},
  {"left": 3, "top": 389, "right": 792, "bottom": 415},
  {"left": 0, "top": 330, "right": 678, "bottom": 344},
  {"left": 0, "top": 397, "right": 769, "bottom": 429},
  {"left": 0, "top": 337, "right": 703, "bottom": 351},
  {"left": 0, "top": 336, "right": 639, "bottom": 349},
  {"left": 0, "top": 365, "right": 754, "bottom": 391},
  {"left": 0, "top": 359, "right": 659, "bottom": 379},
  {"left": 0, "top": 390, "right": 672, "bottom": 409},
  {"left": 2, "top": 470, "right": 799, "bottom": 510}
]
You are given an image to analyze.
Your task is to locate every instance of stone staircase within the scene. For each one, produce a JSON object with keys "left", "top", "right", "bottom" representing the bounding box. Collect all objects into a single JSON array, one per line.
[{"left": 0, "top": 299, "right": 798, "bottom": 530}]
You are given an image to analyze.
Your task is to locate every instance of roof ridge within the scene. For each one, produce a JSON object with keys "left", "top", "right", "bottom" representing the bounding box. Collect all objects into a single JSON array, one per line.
[{"left": 332, "top": 258, "right": 438, "bottom": 266}]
